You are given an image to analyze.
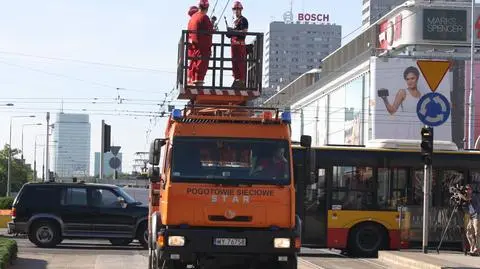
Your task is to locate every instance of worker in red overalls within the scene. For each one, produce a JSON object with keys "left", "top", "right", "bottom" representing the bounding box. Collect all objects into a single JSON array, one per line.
[
  {"left": 187, "top": 5, "right": 199, "bottom": 85},
  {"left": 227, "top": 1, "right": 248, "bottom": 88},
  {"left": 188, "top": 0, "right": 213, "bottom": 86}
]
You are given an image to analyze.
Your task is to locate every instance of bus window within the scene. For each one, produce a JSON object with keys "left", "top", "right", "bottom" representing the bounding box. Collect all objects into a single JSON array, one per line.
[
  {"left": 412, "top": 169, "right": 443, "bottom": 206},
  {"left": 377, "top": 168, "right": 407, "bottom": 210},
  {"left": 332, "top": 166, "right": 374, "bottom": 210},
  {"left": 439, "top": 170, "right": 464, "bottom": 207},
  {"left": 470, "top": 171, "right": 480, "bottom": 193}
]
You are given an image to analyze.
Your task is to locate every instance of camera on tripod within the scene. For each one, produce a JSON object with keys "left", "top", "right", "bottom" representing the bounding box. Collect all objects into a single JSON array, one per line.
[{"left": 449, "top": 184, "right": 469, "bottom": 207}]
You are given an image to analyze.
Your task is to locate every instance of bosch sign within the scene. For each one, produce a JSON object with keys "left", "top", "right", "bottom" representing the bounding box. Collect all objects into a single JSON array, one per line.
[{"left": 298, "top": 13, "right": 330, "bottom": 22}]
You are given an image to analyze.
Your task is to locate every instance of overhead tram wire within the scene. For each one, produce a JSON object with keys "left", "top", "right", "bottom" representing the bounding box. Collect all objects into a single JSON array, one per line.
[
  {"left": 217, "top": 0, "right": 232, "bottom": 26},
  {"left": 209, "top": 0, "right": 221, "bottom": 17}
]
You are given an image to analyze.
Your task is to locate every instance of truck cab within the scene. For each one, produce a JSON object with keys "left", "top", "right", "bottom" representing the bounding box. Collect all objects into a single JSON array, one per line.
[{"left": 147, "top": 29, "right": 302, "bottom": 269}]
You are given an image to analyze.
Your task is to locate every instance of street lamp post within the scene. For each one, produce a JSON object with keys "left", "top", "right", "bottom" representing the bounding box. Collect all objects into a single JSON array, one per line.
[
  {"left": 21, "top": 123, "right": 42, "bottom": 161},
  {"left": 34, "top": 134, "right": 46, "bottom": 182},
  {"left": 7, "top": 115, "right": 35, "bottom": 197}
]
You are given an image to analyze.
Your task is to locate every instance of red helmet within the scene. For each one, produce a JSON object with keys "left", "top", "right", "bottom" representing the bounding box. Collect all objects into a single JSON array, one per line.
[
  {"left": 198, "top": 0, "right": 209, "bottom": 9},
  {"left": 188, "top": 6, "right": 199, "bottom": 16},
  {"left": 232, "top": 1, "right": 243, "bottom": 10}
]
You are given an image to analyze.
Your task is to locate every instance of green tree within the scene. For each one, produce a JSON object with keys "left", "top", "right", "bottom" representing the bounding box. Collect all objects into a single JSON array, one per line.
[{"left": 0, "top": 144, "right": 32, "bottom": 196}]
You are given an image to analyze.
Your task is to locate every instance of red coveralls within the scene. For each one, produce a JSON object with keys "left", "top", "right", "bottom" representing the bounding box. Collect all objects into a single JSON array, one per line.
[
  {"left": 187, "top": 12, "right": 213, "bottom": 83},
  {"left": 231, "top": 16, "right": 248, "bottom": 82}
]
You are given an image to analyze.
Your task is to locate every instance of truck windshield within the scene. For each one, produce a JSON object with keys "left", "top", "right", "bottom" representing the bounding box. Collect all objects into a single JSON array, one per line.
[{"left": 171, "top": 137, "right": 291, "bottom": 185}]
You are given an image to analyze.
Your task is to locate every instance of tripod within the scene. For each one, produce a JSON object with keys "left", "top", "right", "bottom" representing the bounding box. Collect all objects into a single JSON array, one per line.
[{"left": 436, "top": 204, "right": 467, "bottom": 254}]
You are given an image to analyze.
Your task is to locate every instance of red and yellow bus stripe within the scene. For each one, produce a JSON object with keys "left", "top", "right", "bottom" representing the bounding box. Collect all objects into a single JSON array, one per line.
[{"left": 327, "top": 210, "right": 401, "bottom": 250}]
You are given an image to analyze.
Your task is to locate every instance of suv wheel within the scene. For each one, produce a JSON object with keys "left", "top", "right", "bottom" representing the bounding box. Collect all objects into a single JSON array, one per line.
[
  {"left": 109, "top": 239, "right": 133, "bottom": 246},
  {"left": 137, "top": 222, "right": 148, "bottom": 249},
  {"left": 28, "top": 220, "right": 62, "bottom": 248}
]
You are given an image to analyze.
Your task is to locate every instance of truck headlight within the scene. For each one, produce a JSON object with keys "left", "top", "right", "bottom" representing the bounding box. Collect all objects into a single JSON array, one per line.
[
  {"left": 274, "top": 238, "right": 291, "bottom": 248},
  {"left": 168, "top": 236, "right": 185, "bottom": 247}
]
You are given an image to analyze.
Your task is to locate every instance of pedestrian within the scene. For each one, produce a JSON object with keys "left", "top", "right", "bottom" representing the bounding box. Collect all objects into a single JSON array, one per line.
[
  {"left": 187, "top": 5, "right": 199, "bottom": 85},
  {"left": 187, "top": 0, "right": 213, "bottom": 86},
  {"left": 227, "top": 1, "right": 248, "bottom": 88},
  {"left": 465, "top": 184, "right": 480, "bottom": 256}
]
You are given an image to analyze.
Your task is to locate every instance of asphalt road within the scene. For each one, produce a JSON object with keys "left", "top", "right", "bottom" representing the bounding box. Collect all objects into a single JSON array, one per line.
[
  {"left": 299, "top": 249, "right": 389, "bottom": 269},
  {"left": 7, "top": 236, "right": 389, "bottom": 269},
  {"left": 9, "top": 237, "right": 148, "bottom": 269}
]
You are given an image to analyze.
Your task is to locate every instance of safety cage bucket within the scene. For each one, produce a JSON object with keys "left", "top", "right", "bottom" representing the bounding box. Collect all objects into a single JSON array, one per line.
[{"left": 176, "top": 30, "right": 264, "bottom": 101}]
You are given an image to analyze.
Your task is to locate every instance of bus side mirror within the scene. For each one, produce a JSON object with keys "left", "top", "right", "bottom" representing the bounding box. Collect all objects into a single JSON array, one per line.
[
  {"left": 300, "top": 135, "right": 312, "bottom": 148},
  {"left": 149, "top": 167, "right": 161, "bottom": 183},
  {"left": 149, "top": 138, "right": 166, "bottom": 165}
]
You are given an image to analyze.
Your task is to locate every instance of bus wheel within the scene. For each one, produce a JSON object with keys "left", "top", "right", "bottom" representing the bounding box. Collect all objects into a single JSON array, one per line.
[{"left": 348, "top": 222, "right": 386, "bottom": 257}]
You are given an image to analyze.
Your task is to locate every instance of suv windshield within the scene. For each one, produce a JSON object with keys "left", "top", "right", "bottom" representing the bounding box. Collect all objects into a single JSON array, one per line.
[
  {"left": 115, "top": 187, "right": 137, "bottom": 204},
  {"left": 171, "top": 137, "right": 291, "bottom": 185}
]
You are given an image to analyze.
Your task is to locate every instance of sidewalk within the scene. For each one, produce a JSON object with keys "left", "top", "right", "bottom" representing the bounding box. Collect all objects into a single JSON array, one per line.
[{"left": 378, "top": 250, "right": 480, "bottom": 269}]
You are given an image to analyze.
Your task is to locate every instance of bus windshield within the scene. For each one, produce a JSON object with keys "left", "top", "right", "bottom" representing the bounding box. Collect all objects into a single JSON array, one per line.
[{"left": 171, "top": 137, "right": 291, "bottom": 185}]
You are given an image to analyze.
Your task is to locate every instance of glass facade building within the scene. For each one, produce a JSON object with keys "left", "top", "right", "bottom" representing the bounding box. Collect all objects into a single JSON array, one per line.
[
  {"left": 292, "top": 70, "right": 370, "bottom": 146},
  {"left": 52, "top": 113, "right": 91, "bottom": 178}
]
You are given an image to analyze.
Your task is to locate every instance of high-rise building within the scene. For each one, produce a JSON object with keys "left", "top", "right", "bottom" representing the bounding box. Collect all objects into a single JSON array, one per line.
[
  {"left": 361, "top": 0, "right": 473, "bottom": 30},
  {"left": 261, "top": 21, "right": 341, "bottom": 103},
  {"left": 94, "top": 151, "right": 123, "bottom": 178},
  {"left": 52, "top": 113, "right": 91, "bottom": 178},
  {"left": 361, "top": 0, "right": 405, "bottom": 29}
]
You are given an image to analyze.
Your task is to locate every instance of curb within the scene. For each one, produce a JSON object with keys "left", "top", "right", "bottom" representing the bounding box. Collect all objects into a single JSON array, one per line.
[{"left": 378, "top": 251, "right": 470, "bottom": 269}]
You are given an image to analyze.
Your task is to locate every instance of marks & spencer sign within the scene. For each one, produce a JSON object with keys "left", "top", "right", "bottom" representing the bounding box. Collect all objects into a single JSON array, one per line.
[{"left": 423, "top": 9, "right": 467, "bottom": 41}]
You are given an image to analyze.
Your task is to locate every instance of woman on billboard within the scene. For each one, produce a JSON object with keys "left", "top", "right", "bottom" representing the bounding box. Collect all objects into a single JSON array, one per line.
[{"left": 378, "top": 66, "right": 423, "bottom": 115}]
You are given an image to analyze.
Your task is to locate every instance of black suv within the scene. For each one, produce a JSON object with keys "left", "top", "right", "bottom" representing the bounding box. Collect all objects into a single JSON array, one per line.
[{"left": 8, "top": 182, "right": 148, "bottom": 248}]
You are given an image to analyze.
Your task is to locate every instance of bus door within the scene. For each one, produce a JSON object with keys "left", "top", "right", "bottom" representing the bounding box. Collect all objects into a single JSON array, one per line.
[
  {"left": 294, "top": 148, "right": 328, "bottom": 247},
  {"left": 302, "top": 165, "right": 328, "bottom": 246}
]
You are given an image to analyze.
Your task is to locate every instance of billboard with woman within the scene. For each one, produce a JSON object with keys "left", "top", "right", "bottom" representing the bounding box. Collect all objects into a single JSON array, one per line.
[{"left": 371, "top": 57, "right": 452, "bottom": 141}]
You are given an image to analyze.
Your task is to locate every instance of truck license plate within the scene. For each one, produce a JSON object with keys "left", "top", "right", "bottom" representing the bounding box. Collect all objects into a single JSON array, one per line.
[{"left": 213, "top": 238, "right": 247, "bottom": 246}]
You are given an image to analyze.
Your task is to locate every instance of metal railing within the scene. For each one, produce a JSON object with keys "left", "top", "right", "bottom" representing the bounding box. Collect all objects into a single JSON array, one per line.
[{"left": 176, "top": 30, "right": 264, "bottom": 99}]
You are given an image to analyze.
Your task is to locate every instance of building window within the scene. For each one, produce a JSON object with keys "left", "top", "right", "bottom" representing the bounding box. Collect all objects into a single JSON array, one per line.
[
  {"left": 328, "top": 86, "right": 346, "bottom": 144},
  {"left": 344, "top": 76, "right": 364, "bottom": 145}
]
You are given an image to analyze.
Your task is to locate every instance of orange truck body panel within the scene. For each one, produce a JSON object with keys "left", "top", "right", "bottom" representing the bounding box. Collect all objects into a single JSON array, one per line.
[
  {"left": 159, "top": 183, "right": 295, "bottom": 229},
  {"left": 157, "top": 117, "right": 295, "bottom": 229}
]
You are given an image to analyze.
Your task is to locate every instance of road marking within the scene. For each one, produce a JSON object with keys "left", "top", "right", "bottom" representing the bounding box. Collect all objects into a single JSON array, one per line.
[{"left": 299, "top": 257, "right": 327, "bottom": 269}]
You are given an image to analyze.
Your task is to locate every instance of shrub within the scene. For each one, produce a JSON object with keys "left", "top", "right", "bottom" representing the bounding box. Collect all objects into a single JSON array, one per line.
[
  {"left": 0, "top": 238, "right": 17, "bottom": 269},
  {"left": 0, "top": 198, "right": 13, "bottom": 210}
]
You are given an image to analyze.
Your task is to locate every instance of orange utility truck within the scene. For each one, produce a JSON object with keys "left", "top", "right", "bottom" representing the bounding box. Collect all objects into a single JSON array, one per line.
[{"left": 146, "top": 30, "right": 306, "bottom": 269}]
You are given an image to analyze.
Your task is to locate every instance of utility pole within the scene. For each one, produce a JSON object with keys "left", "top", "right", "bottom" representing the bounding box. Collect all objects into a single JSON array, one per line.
[
  {"left": 33, "top": 139, "right": 37, "bottom": 182},
  {"left": 421, "top": 126, "right": 433, "bottom": 254},
  {"left": 100, "top": 120, "right": 105, "bottom": 182},
  {"left": 45, "top": 112, "right": 50, "bottom": 182},
  {"left": 7, "top": 118, "right": 12, "bottom": 197},
  {"left": 469, "top": 0, "right": 476, "bottom": 149}
]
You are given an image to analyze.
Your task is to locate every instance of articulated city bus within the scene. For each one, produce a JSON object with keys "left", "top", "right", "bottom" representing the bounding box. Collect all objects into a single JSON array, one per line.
[{"left": 293, "top": 138, "right": 480, "bottom": 256}]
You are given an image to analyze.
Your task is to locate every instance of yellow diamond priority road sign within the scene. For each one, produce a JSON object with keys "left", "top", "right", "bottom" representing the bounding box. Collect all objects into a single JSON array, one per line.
[{"left": 416, "top": 60, "right": 451, "bottom": 92}]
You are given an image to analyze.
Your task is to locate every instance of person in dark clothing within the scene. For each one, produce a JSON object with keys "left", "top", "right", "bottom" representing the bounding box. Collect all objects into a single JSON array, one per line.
[
  {"left": 227, "top": 1, "right": 248, "bottom": 88},
  {"left": 465, "top": 184, "right": 480, "bottom": 255}
]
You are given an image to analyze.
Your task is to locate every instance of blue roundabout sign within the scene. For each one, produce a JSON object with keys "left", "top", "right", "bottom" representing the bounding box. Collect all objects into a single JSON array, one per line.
[{"left": 416, "top": 92, "right": 450, "bottom": 127}]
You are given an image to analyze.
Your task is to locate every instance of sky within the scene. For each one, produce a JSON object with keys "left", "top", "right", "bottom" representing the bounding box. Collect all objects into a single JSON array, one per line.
[{"left": 0, "top": 0, "right": 362, "bottom": 177}]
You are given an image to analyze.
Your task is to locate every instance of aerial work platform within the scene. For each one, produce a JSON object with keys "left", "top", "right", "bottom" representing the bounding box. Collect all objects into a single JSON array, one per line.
[{"left": 176, "top": 30, "right": 264, "bottom": 105}]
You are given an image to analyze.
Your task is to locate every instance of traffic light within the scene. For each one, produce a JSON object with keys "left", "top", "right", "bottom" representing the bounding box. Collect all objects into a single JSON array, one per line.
[
  {"left": 103, "top": 123, "right": 111, "bottom": 153},
  {"left": 421, "top": 127, "right": 433, "bottom": 165}
]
